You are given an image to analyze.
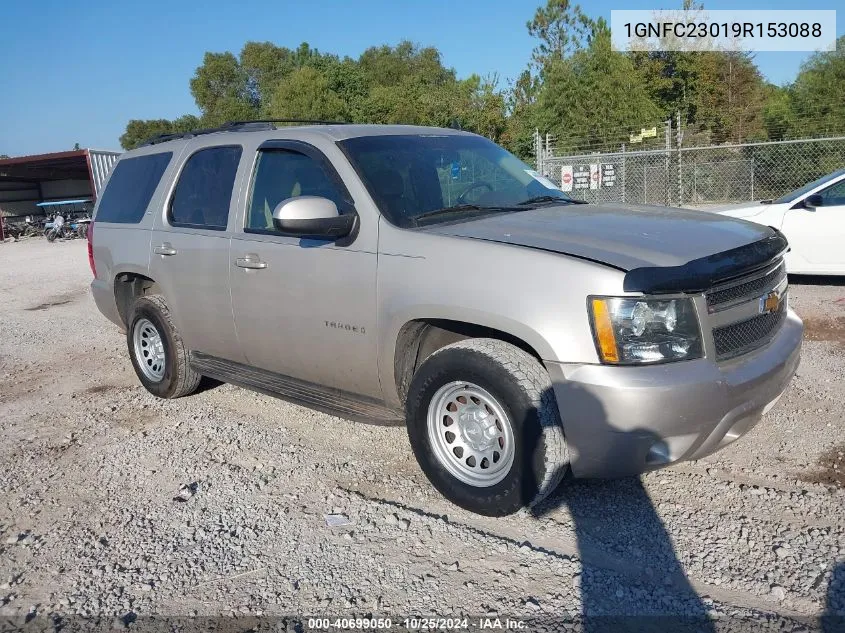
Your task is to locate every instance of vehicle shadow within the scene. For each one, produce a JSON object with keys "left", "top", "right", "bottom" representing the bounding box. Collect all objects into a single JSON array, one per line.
[
  {"left": 523, "top": 382, "right": 716, "bottom": 632},
  {"left": 789, "top": 274, "right": 845, "bottom": 287},
  {"left": 823, "top": 562, "right": 845, "bottom": 633}
]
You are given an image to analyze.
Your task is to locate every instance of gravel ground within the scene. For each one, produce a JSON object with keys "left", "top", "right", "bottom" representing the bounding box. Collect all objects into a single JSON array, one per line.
[{"left": 0, "top": 238, "right": 843, "bottom": 630}]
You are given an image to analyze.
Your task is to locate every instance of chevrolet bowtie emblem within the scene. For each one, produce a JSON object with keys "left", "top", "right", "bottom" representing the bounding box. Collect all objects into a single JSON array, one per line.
[{"left": 760, "top": 291, "right": 781, "bottom": 314}]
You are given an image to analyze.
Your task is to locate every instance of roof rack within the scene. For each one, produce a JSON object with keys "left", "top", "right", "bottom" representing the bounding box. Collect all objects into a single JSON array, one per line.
[
  {"left": 226, "top": 119, "right": 347, "bottom": 126},
  {"left": 139, "top": 119, "right": 348, "bottom": 147}
]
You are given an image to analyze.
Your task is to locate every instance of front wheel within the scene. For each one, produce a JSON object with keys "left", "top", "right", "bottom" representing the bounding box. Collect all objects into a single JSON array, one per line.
[
  {"left": 127, "top": 295, "right": 201, "bottom": 399},
  {"left": 405, "top": 338, "right": 568, "bottom": 516}
]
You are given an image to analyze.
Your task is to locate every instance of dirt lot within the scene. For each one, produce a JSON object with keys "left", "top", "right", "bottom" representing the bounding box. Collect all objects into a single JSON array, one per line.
[{"left": 1, "top": 238, "right": 843, "bottom": 628}]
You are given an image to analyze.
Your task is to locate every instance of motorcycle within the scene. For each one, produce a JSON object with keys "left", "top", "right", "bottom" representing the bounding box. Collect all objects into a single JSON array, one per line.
[
  {"left": 72, "top": 216, "right": 92, "bottom": 239},
  {"left": 45, "top": 214, "right": 67, "bottom": 242},
  {"left": 37, "top": 200, "right": 93, "bottom": 242}
]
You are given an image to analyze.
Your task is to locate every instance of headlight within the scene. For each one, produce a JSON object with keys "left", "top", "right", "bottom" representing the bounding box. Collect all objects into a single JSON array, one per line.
[{"left": 589, "top": 296, "right": 702, "bottom": 364}]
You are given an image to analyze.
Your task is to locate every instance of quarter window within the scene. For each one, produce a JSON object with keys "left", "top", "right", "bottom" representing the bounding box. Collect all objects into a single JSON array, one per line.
[
  {"left": 169, "top": 146, "right": 242, "bottom": 229},
  {"left": 246, "top": 150, "right": 345, "bottom": 231},
  {"left": 96, "top": 152, "right": 172, "bottom": 223}
]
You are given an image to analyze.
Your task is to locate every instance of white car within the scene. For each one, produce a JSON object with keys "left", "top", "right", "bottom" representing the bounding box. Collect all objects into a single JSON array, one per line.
[{"left": 713, "top": 167, "right": 845, "bottom": 275}]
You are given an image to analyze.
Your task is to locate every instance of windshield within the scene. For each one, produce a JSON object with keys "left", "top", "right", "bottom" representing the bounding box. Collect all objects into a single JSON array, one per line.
[
  {"left": 339, "top": 134, "right": 576, "bottom": 227},
  {"left": 772, "top": 167, "right": 845, "bottom": 204}
]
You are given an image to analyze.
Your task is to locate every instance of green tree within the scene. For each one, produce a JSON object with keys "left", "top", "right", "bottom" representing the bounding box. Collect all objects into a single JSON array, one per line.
[
  {"left": 119, "top": 119, "right": 176, "bottom": 149},
  {"left": 761, "top": 85, "right": 795, "bottom": 141},
  {"left": 788, "top": 35, "right": 845, "bottom": 137},
  {"left": 502, "top": 70, "right": 542, "bottom": 161},
  {"left": 118, "top": 115, "right": 203, "bottom": 150},
  {"left": 453, "top": 75, "right": 507, "bottom": 142},
  {"left": 359, "top": 41, "right": 454, "bottom": 88},
  {"left": 240, "top": 41, "right": 295, "bottom": 110},
  {"left": 171, "top": 114, "right": 202, "bottom": 132},
  {"left": 266, "top": 66, "right": 345, "bottom": 121},
  {"left": 630, "top": 50, "right": 700, "bottom": 119},
  {"left": 323, "top": 58, "right": 369, "bottom": 121},
  {"left": 539, "top": 25, "right": 661, "bottom": 151},
  {"left": 190, "top": 52, "right": 257, "bottom": 125},
  {"left": 691, "top": 52, "right": 767, "bottom": 143},
  {"left": 527, "top": 0, "right": 594, "bottom": 68}
]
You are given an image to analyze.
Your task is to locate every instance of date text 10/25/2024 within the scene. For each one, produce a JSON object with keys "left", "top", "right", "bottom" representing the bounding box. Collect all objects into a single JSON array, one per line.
[{"left": 306, "top": 617, "right": 528, "bottom": 630}]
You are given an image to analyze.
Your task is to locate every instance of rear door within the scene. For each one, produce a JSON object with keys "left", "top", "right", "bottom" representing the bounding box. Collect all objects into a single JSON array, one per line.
[
  {"left": 149, "top": 141, "right": 248, "bottom": 363},
  {"left": 229, "top": 140, "right": 380, "bottom": 398}
]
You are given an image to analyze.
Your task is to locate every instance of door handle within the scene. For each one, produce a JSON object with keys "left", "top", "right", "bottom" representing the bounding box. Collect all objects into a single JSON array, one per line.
[
  {"left": 154, "top": 244, "right": 177, "bottom": 256},
  {"left": 235, "top": 256, "right": 268, "bottom": 270}
]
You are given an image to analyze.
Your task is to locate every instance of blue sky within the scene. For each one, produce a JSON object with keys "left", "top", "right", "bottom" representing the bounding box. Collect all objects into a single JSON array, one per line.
[{"left": 0, "top": 0, "right": 841, "bottom": 156}]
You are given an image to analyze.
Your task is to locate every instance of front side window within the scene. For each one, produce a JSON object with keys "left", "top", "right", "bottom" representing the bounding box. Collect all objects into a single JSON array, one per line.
[
  {"left": 96, "top": 152, "right": 172, "bottom": 223},
  {"left": 339, "top": 134, "right": 577, "bottom": 228},
  {"left": 246, "top": 150, "right": 346, "bottom": 231},
  {"left": 819, "top": 179, "right": 845, "bottom": 206},
  {"left": 169, "top": 146, "right": 242, "bottom": 230},
  {"left": 773, "top": 167, "right": 845, "bottom": 204}
]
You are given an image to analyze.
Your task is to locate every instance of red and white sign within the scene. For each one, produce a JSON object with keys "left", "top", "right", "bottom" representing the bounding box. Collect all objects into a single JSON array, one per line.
[
  {"left": 560, "top": 165, "right": 573, "bottom": 192},
  {"left": 589, "top": 164, "right": 600, "bottom": 190}
]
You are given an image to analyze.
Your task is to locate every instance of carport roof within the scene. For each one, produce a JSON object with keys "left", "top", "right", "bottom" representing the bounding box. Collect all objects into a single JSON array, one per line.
[{"left": 0, "top": 150, "right": 91, "bottom": 182}]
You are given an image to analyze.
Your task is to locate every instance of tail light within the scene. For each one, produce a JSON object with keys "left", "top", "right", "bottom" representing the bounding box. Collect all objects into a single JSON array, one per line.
[{"left": 87, "top": 221, "right": 96, "bottom": 277}]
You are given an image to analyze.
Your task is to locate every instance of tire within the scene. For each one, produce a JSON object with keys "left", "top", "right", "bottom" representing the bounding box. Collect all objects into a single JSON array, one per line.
[
  {"left": 405, "top": 338, "right": 568, "bottom": 516},
  {"left": 126, "top": 295, "right": 201, "bottom": 399},
  {"left": 46, "top": 230, "right": 57, "bottom": 242}
]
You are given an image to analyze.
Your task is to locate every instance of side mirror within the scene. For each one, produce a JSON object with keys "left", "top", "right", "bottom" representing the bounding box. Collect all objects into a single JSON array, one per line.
[
  {"left": 272, "top": 196, "right": 356, "bottom": 240},
  {"left": 803, "top": 194, "right": 823, "bottom": 210}
]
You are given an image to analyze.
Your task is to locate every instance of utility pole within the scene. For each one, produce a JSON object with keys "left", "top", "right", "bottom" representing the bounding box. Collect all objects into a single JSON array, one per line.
[
  {"left": 664, "top": 119, "right": 672, "bottom": 206},
  {"left": 621, "top": 143, "right": 626, "bottom": 204},
  {"left": 676, "top": 111, "right": 684, "bottom": 207}
]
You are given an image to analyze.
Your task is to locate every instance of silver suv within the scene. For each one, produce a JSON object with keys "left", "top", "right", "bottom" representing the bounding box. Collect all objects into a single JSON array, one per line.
[{"left": 89, "top": 121, "right": 802, "bottom": 516}]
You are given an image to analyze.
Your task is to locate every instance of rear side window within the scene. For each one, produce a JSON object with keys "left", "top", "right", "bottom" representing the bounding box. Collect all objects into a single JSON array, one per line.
[
  {"left": 95, "top": 152, "right": 172, "bottom": 223},
  {"left": 169, "top": 146, "right": 242, "bottom": 230}
]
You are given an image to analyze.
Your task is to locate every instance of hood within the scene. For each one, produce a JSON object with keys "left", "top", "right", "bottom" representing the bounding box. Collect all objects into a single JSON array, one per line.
[
  {"left": 423, "top": 203, "right": 775, "bottom": 271},
  {"left": 708, "top": 201, "right": 778, "bottom": 219}
]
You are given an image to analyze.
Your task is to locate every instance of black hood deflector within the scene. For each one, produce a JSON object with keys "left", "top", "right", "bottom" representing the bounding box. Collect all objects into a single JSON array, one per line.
[{"left": 623, "top": 229, "right": 789, "bottom": 294}]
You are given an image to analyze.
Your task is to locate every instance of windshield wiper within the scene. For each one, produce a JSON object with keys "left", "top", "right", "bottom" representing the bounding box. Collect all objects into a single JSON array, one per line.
[
  {"left": 412, "top": 204, "right": 519, "bottom": 224},
  {"left": 517, "top": 195, "right": 586, "bottom": 206}
]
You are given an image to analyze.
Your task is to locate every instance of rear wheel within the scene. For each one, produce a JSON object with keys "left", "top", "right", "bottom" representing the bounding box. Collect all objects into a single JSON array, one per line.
[
  {"left": 405, "top": 338, "right": 568, "bottom": 516},
  {"left": 127, "top": 295, "right": 201, "bottom": 399}
]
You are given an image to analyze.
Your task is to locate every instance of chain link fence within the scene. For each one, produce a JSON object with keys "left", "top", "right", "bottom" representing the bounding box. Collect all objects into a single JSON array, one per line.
[{"left": 536, "top": 133, "right": 845, "bottom": 208}]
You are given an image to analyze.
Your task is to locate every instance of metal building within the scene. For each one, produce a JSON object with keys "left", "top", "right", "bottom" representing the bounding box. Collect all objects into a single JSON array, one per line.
[{"left": 0, "top": 149, "right": 120, "bottom": 221}]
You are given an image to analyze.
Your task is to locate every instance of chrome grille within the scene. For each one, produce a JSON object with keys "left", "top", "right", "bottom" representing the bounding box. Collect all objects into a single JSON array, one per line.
[
  {"left": 713, "top": 299, "right": 787, "bottom": 360},
  {"left": 706, "top": 263, "right": 786, "bottom": 311}
]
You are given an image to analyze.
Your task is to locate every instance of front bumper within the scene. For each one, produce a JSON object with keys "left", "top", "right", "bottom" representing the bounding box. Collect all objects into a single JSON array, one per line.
[{"left": 545, "top": 309, "right": 803, "bottom": 478}]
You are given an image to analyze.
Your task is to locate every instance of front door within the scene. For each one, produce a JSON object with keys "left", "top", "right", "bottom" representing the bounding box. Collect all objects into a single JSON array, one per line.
[
  {"left": 149, "top": 143, "right": 247, "bottom": 363},
  {"left": 783, "top": 178, "right": 845, "bottom": 270},
  {"left": 229, "top": 144, "right": 380, "bottom": 398}
]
